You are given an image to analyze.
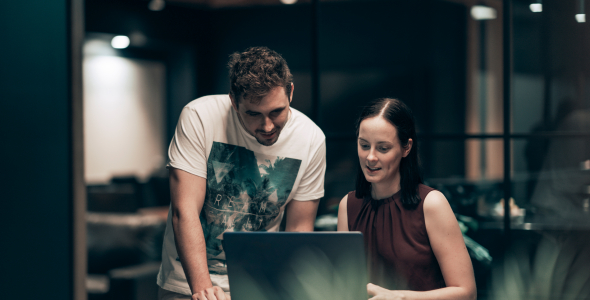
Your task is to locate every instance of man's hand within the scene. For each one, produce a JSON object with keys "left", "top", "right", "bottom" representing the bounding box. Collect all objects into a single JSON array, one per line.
[
  {"left": 191, "top": 286, "right": 230, "bottom": 300},
  {"left": 367, "top": 283, "right": 406, "bottom": 300}
]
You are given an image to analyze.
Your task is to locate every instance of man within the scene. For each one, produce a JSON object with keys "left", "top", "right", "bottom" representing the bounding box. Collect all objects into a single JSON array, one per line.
[{"left": 157, "top": 47, "right": 326, "bottom": 300}]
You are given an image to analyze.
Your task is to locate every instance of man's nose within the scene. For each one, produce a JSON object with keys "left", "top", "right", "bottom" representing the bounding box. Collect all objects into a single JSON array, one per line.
[{"left": 262, "top": 116, "right": 274, "bottom": 132}]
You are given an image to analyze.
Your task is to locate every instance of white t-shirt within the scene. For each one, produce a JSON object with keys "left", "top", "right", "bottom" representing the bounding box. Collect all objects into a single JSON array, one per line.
[{"left": 157, "top": 94, "right": 326, "bottom": 295}]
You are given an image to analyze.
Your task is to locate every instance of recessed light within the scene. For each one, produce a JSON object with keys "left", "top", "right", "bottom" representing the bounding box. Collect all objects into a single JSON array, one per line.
[{"left": 111, "top": 36, "right": 130, "bottom": 49}]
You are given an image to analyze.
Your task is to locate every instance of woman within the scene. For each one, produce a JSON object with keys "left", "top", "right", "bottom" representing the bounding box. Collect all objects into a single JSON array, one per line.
[{"left": 337, "top": 98, "right": 476, "bottom": 300}]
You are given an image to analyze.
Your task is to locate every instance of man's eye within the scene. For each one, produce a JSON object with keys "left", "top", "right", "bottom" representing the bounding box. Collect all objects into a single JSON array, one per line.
[
  {"left": 270, "top": 109, "right": 284, "bottom": 117},
  {"left": 247, "top": 112, "right": 259, "bottom": 116}
]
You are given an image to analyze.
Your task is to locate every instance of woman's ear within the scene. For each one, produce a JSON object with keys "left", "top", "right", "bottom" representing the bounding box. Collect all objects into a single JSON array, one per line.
[{"left": 403, "top": 138, "right": 413, "bottom": 157}]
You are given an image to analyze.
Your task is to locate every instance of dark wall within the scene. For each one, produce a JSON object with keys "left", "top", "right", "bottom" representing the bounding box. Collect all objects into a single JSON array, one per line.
[{"left": 0, "top": 1, "right": 73, "bottom": 299}]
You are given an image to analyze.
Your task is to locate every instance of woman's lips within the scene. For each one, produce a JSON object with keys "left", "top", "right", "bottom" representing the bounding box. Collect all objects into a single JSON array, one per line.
[{"left": 366, "top": 166, "right": 381, "bottom": 173}]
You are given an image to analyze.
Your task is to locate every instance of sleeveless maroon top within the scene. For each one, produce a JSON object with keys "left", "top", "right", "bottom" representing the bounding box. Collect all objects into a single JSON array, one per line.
[{"left": 347, "top": 184, "right": 445, "bottom": 291}]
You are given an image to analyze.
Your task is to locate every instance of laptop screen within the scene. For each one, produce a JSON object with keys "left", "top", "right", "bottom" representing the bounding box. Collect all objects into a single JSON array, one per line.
[{"left": 223, "top": 231, "right": 367, "bottom": 300}]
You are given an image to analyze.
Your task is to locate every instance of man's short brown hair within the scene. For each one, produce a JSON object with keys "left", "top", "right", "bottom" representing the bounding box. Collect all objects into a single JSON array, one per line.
[{"left": 228, "top": 47, "right": 293, "bottom": 105}]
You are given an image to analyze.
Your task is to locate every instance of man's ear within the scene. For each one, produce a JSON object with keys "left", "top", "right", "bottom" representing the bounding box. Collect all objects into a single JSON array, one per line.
[
  {"left": 403, "top": 138, "right": 413, "bottom": 158},
  {"left": 229, "top": 93, "right": 238, "bottom": 111},
  {"left": 289, "top": 83, "right": 294, "bottom": 103}
]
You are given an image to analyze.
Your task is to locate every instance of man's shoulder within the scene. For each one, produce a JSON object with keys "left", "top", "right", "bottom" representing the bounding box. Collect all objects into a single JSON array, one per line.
[
  {"left": 289, "top": 108, "right": 325, "bottom": 141},
  {"left": 184, "top": 94, "right": 231, "bottom": 111}
]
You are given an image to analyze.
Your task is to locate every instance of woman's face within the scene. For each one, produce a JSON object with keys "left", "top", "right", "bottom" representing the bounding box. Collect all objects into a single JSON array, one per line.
[{"left": 358, "top": 116, "right": 411, "bottom": 186}]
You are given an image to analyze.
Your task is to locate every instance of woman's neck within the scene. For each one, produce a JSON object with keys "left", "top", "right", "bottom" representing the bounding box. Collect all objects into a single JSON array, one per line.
[{"left": 371, "top": 174, "right": 401, "bottom": 200}]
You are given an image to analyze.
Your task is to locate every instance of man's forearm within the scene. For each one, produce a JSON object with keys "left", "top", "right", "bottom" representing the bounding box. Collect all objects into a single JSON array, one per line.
[
  {"left": 172, "top": 212, "right": 212, "bottom": 294},
  {"left": 284, "top": 199, "right": 320, "bottom": 232}
]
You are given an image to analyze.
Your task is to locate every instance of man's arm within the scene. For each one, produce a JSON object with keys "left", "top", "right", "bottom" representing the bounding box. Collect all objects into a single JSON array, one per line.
[
  {"left": 284, "top": 199, "right": 320, "bottom": 232},
  {"left": 283, "top": 132, "right": 325, "bottom": 233},
  {"left": 170, "top": 168, "right": 227, "bottom": 300}
]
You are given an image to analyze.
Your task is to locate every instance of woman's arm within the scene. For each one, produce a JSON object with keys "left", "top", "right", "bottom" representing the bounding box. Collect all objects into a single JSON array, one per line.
[
  {"left": 367, "top": 190, "right": 476, "bottom": 300},
  {"left": 337, "top": 194, "right": 349, "bottom": 231}
]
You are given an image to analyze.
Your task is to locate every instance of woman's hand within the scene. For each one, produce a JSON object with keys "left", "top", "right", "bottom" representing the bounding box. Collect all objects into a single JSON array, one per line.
[{"left": 367, "top": 283, "right": 406, "bottom": 300}]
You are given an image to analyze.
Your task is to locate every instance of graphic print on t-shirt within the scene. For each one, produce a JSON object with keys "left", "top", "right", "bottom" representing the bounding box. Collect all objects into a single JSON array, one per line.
[{"left": 202, "top": 141, "right": 302, "bottom": 258}]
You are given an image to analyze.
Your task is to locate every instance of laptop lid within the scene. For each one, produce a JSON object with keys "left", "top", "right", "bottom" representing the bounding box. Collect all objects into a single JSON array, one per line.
[{"left": 223, "top": 231, "right": 367, "bottom": 300}]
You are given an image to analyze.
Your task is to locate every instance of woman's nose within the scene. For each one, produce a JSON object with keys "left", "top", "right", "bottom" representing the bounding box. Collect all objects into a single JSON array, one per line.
[{"left": 366, "top": 149, "right": 378, "bottom": 163}]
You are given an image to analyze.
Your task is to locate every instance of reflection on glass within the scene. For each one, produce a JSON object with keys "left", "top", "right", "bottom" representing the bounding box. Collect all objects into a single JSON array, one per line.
[
  {"left": 515, "top": 95, "right": 590, "bottom": 223},
  {"left": 530, "top": 132, "right": 590, "bottom": 224},
  {"left": 513, "top": 74, "right": 590, "bottom": 134}
]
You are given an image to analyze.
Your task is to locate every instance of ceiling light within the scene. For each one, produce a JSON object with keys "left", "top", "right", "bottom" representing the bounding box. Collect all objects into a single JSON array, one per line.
[
  {"left": 470, "top": 5, "right": 497, "bottom": 20},
  {"left": 148, "top": 0, "right": 165, "bottom": 11},
  {"left": 111, "top": 35, "right": 130, "bottom": 49},
  {"left": 576, "top": 13, "right": 586, "bottom": 22},
  {"left": 280, "top": 0, "right": 298, "bottom": 4},
  {"left": 529, "top": 3, "right": 542, "bottom": 12}
]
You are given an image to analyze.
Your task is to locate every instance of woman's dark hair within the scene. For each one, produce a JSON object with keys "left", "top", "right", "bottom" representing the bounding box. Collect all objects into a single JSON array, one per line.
[{"left": 354, "top": 98, "right": 423, "bottom": 209}]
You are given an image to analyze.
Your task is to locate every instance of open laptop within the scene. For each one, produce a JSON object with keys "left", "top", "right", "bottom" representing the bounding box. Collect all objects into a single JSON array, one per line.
[{"left": 223, "top": 231, "right": 367, "bottom": 300}]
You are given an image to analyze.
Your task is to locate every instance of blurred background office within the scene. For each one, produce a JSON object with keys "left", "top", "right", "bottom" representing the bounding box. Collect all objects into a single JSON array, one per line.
[{"left": 2, "top": 0, "right": 590, "bottom": 299}]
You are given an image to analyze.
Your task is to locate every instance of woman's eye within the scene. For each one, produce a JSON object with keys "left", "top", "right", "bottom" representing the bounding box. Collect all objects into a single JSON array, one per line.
[{"left": 379, "top": 147, "right": 389, "bottom": 152}]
